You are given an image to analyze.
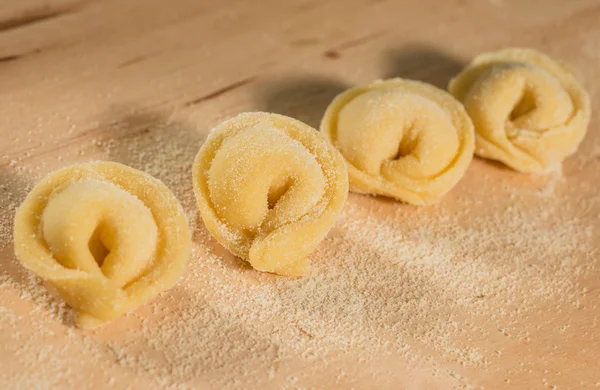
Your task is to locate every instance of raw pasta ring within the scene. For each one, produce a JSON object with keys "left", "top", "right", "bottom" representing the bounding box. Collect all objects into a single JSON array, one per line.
[
  {"left": 13, "top": 161, "right": 191, "bottom": 328},
  {"left": 193, "top": 112, "right": 348, "bottom": 276},
  {"left": 448, "top": 47, "right": 591, "bottom": 173},
  {"left": 321, "top": 78, "right": 475, "bottom": 205}
]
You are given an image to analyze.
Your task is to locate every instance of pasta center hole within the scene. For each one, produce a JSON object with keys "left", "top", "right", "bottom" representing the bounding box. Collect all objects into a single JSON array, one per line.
[
  {"left": 510, "top": 89, "right": 537, "bottom": 121},
  {"left": 88, "top": 225, "right": 109, "bottom": 267},
  {"left": 393, "top": 130, "right": 419, "bottom": 160},
  {"left": 268, "top": 178, "right": 293, "bottom": 209}
]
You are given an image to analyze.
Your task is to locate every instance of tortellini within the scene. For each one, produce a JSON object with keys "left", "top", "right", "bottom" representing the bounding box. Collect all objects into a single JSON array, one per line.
[
  {"left": 448, "top": 48, "right": 591, "bottom": 173},
  {"left": 13, "top": 162, "right": 191, "bottom": 328},
  {"left": 321, "top": 78, "right": 475, "bottom": 205},
  {"left": 193, "top": 112, "right": 348, "bottom": 276}
]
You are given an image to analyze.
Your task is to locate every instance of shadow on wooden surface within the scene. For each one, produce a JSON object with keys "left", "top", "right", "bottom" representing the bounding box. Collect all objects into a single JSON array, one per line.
[
  {"left": 0, "top": 167, "right": 32, "bottom": 284},
  {"left": 0, "top": 166, "right": 31, "bottom": 224},
  {"left": 257, "top": 76, "right": 351, "bottom": 129},
  {"left": 383, "top": 44, "right": 465, "bottom": 89},
  {"left": 98, "top": 106, "right": 205, "bottom": 209},
  {"left": 257, "top": 46, "right": 463, "bottom": 130}
]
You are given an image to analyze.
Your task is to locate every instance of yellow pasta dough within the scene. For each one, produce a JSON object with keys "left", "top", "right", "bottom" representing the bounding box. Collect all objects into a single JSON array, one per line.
[
  {"left": 13, "top": 161, "right": 191, "bottom": 328},
  {"left": 320, "top": 78, "right": 475, "bottom": 205},
  {"left": 193, "top": 112, "right": 348, "bottom": 276},
  {"left": 448, "top": 48, "right": 591, "bottom": 173}
]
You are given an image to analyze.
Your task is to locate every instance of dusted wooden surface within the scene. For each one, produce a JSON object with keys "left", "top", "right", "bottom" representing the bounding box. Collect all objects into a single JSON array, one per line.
[{"left": 1, "top": 0, "right": 600, "bottom": 389}]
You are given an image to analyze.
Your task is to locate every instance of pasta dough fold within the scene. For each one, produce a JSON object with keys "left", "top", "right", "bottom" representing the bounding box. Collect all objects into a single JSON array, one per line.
[
  {"left": 448, "top": 48, "right": 591, "bottom": 173},
  {"left": 321, "top": 78, "right": 475, "bottom": 205},
  {"left": 193, "top": 112, "right": 348, "bottom": 276},
  {"left": 13, "top": 162, "right": 191, "bottom": 328}
]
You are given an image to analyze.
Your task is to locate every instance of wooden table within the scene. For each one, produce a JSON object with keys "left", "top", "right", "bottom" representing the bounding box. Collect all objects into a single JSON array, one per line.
[{"left": 1, "top": 0, "right": 599, "bottom": 388}]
